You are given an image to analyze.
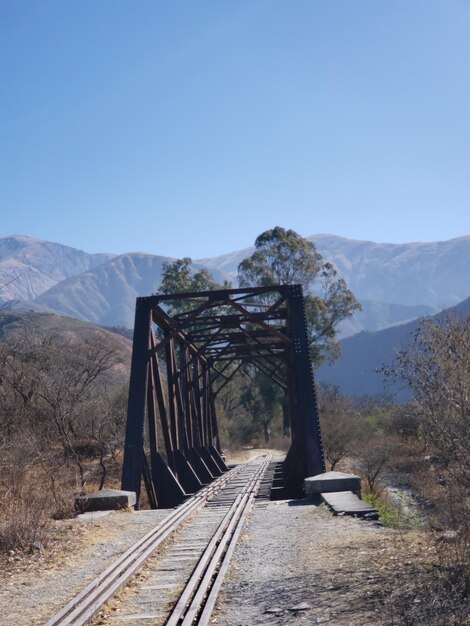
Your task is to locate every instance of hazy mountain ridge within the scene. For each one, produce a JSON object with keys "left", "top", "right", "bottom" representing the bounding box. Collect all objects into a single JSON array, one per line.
[
  {"left": 196, "top": 234, "right": 470, "bottom": 309},
  {"left": 316, "top": 295, "right": 470, "bottom": 399},
  {"left": 196, "top": 246, "right": 253, "bottom": 281},
  {"left": 33, "top": 252, "right": 230, "bottom": 328},
  {"left": 2, "top": 233, "right": 470, "bottom": 397},
  {"left": 309, "top": 234, "right": 470, "bottom": 307},
  {"left": 34, "top": 253, "right": 173, "bottom": 327},
  {"left": 338, "top": 300, "right": 437, "bottom": 338},
  {"left": 1, "top": 233, "right": 469, "bottom": 333}
]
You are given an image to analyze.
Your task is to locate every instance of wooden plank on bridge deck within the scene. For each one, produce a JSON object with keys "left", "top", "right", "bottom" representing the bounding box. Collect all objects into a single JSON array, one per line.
[{"left": 321, "top": 491, "right": 379, "bottom": 519}]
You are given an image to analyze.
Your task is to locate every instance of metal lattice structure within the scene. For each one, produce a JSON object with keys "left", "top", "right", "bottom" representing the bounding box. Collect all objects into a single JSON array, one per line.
[{"left": 121, "top": 284, "right": 325, "bottom": 507}]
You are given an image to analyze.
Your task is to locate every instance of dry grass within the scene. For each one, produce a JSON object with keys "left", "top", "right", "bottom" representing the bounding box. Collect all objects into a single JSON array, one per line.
[
  {"left": 381, "top": 532, "right": 470, "bottom": 625},
  {"left": 0, "top": 492, "right": 49, "bottom": 554},
  {"left": 0, "top": 444, "right": 123, "bottom": 559}
]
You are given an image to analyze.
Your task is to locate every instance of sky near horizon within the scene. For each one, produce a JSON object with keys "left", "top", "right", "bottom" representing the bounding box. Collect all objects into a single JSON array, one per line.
[{"left": 1, "top": 1, "right": 470, "bottom": 259}]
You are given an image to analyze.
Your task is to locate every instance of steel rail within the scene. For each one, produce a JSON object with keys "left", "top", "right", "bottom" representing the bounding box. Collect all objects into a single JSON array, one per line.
[
  {"left": 166, "top": 453, "right": 272, "bottom": 626},
  {"left": 43, "top": 462, "right": 245, "bottom": 626},
  {"left": 197, "top": 469, "right": 265, "bottom": 625}
]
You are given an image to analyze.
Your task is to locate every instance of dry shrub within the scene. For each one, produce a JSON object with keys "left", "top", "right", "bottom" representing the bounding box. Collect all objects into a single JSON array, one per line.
[
  {"left": 0, "top": 440, "right": 51, "bottom": 553},
  {"left": 380, "top": 453, "right": 470, "bottom": 624},
  {"left": 374, "top": 432, "right": 470, "bottom": 623},
  {"left": 383, "top": 531, "right": 470, "bottom": 626},
  {"left": 370, "top": 447, "right": 470, "bottom": 622},
  {"left": 0, "top": 490, "right": 49, "bottom": 554},
  {"left": 0, "top": 324, "right": 128, "bottom": 556},
  {"left": 386, "top": 438, "right": 425, "bottom": 476},
  {"left": 377, "top": 316, "right": 470, "bottom": 623},
  {"left": 0, "top": 433, "right": 123, "bottom": 556},
  {"left": 356, "top": 436, "right": 394, "bottom": 496}
]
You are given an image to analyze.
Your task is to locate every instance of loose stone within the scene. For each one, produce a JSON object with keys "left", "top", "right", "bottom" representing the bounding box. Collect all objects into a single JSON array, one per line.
[{"left": 289, "top": 602, "right": 311, "bottom": 612}]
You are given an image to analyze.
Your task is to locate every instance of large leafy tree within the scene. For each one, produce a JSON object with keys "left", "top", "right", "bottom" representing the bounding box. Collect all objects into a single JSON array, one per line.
[
  {"left": 159, "top": 257, "right": 229, "bottom": 315},
  {"left": 160, "top": 257, "right": 223, "bottom": 294},
  {"left": 158, "top": 238, "right": 359, "bottom": 443},
  {"left": 238, "top": 227, "right": 361, "bottom": 365}
]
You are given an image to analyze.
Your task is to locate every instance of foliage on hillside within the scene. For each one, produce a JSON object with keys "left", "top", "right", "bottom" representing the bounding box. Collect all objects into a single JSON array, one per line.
[
  {"left": 334, "top": 313, "right": 470, "bottom": 625},
  {"left": 0, "top": 311, "right": 130, "bottom": 555}
]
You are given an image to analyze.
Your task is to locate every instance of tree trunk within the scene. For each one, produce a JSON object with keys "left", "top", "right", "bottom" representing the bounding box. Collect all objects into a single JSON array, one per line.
[{"left": 263, "top": 419, "right": 270, "bottom": 443}]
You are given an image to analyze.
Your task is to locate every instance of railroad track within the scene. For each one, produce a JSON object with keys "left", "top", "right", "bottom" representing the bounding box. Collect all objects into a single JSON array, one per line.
[{"left": 44, "top": 453, "right": 272, "bottom": 626}]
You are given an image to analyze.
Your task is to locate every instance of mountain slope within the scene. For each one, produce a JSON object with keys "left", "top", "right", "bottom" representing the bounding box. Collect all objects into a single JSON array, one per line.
[
  {"left": 33, "top": 253, "right": 232, "bottom": 328},
  {"left": 34, "top": 253, "right": 172, "bottom": 327},
  {"left": 0, "top": 235, "right": 114, "bottom": 302},
  {"left": 310, "top": 234, "right": 470, "bottom": 308},
  {"left": 316, "top": 295, "right": 470, "bottom": 399},
  {"left": 2, "top": 232, "right": 470, "bottom": 332},
  {"left": 338, "top": 300, "right": 437, "bottom": 338},
  {"left": 196, "top": 246, "right": 253, "bottom": 282},
  {"left": 0, "top": 310, "right": 132, "bottom": 384}
]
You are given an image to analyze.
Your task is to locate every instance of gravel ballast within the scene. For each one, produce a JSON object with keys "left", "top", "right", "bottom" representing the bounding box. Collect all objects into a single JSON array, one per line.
[{"left": 213, "top": 499, "right": 403, "bottom": 626}]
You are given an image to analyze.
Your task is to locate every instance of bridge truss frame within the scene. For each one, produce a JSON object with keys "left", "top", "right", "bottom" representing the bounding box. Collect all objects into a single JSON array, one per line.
[{"left": 121, "top": 284, "right": 325, "bottom": 507}]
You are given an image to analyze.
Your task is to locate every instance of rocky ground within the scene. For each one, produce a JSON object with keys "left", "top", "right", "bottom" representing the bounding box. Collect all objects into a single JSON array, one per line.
[{"left": 213, "top": 499, "right": 429, "bottom": 626}]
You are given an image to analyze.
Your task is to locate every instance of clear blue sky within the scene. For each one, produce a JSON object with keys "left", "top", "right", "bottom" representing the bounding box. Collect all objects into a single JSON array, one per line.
[{"left": 1, "top": 0, "right": 469, "bottom": 258}]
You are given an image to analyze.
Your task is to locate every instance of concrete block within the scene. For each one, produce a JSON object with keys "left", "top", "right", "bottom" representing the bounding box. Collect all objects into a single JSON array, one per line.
[
  {"left": 75, "top": 488, "right": 136, "bottom": 513},
  {"left": 321, "top": 491, "right": 379, "bottom": 519},
  {"left": 304, "top": 471, "right": 361, "bottom": 497}
]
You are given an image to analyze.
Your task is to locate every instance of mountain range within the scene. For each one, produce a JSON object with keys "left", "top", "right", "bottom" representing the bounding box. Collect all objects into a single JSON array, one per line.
[
  {"left": 199, "top": 234, "right": 470, "bottom": 309},
  {"left": 3, "top": 233, "right": 469, "bottom": 329},
  {"left": 1, "top": 232, "right": 469, "bottom": 398}
]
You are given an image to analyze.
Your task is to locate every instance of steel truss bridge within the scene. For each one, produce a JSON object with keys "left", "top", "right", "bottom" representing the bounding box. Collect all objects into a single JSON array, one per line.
[{"left": 121, "top": 284, "right": 325, "bottom": 508}]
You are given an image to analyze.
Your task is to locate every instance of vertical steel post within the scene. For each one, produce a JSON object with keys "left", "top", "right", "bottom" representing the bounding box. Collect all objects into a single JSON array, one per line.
[
  {"left": 149, "top": 334, "right": 176, "bottom": 472},
  {"left": 285, "top": 285, "right": 325, "bottom": 492},
  {"left": 121, "top": 298, "right": 152, "bottom": 502},
  {"left": 165, "top": 335, "right": 179, "bottom": 452}
]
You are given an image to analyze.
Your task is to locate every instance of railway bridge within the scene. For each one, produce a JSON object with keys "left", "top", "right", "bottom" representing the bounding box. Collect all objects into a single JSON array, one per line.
[{"left": 121, "top": 284, "right": 325, "bottom": 508}]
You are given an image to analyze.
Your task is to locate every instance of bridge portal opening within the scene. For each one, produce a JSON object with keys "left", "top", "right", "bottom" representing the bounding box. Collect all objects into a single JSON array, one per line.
[{"left": 121, "top": 285, "right": 325, "bottom": 508}]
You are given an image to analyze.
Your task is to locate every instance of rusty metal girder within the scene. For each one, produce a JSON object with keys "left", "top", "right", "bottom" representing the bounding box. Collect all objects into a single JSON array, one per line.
[{"left": 121, "top": 285, "right": 324, "bottom": 507}]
